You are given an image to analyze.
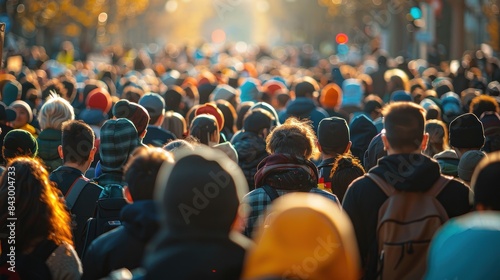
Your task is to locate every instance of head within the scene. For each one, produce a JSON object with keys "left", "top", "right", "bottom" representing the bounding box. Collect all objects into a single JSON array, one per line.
[
  {"left": 99, "top": 118, "right": 140, "bottom": 173},
  {"left": 458, "top": 150, "right": 487, "bottom": 185},
  {"left": 236, "top": 101, "right": 254, "bottom": 130},
  {"left": 0, "top": 157, "right": 73, "bottom": 252},
  {"left": 163, "top": 85, "right": 185, "bottom": 112},
  {"left": 469, "top": 95, "right": 499, "bottom": 118},
  {"left": 38, "top": 94, "right": 75, "bottom": 130},
  {"left": 124, "top": 147, "right": 174, "bottom": 202},
  {"left": 266, "top": 117, "right": 318, "bottom": 159},
  {"left": 243, "top": 108, "right": 275, "bottom": 138},
  {"left": 320, "top": 83, "right": 342, "bottom": 109},
  {"left": 2, "top": 129, "right": 38, "bottom": 161},
  {"left": 195, "top": 103, "right": 224, "bottom": 132},
  {"left": 139, "top": 93, "right": 166, "bottom": 125},
  {"left": 424, "top": 119, "right": 449, "bottom": 157},
  {"left": 382, "top": 102, "right": 427, "bottom": 154},
  {"left": 449, "top": 113, "right": 485, "bottom": 155},
  {"left": 112, "top": 99, "right": 150, "bottom": 138},
  {"left": 317, "top": 117, "right": 351, "bottom": 157},
  {"left": 293, "top": 79, "right": 318, "bottom": 99},
  {"left": 9, "top": 100, "right": 33, "bottom": 129},
  {"left": 60, "top": 120, "right": 96, "bottom": 167},
  {"left": 162, "top": 111, "right": 187, "bottom": 139},
  {"left": 216, "top": 100, "right": 237, "bottom": 133},
  {"left": 330, "top": 154, "right": 365, "bottom": 203},
  {"left": 189, "top": 114, "right": 219, "bottom": 146},
  {"left": 471, "top": 152, "right": 500, "bottom": 211}
]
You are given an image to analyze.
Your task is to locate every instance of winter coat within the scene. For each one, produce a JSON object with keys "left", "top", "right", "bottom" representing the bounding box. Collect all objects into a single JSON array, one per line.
[
  {"left": 231, "top": 131, "right": 268, "bottom": 190},
  {"left": 37, "top": 128, "right": 63, "bottom": 172}
]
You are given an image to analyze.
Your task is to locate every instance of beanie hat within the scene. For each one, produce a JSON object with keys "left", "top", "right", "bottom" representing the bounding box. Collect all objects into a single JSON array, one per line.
[
  {"left": 0, "top": 101, "right": 16, "bottom": 122},
  {"left": 318, "top": 117, "right": 350, "bottom": 152},
  {"left": 195, "top": 103, "right": 224, "bottom": 131},
  {"left": 211, "top": 84, "right": 236, "bottom": 102},
  {"left": 449, "top": 113, "right": 485, "bottom": 148},
  {"left": 139, "top": 93, "right": 165, "bottom": 119},
  {"left": 341, "top": 79, "right": 363, "bottom": 108},
  {"left": 112, "top": 99, "right": 150, "bottom": 136},
  {"left": 86, "top": 88, "right": 112, "bottom": 114},
  {"left": 320, "top": 83, "right": 342, "bottom": 108},
  {"left": 480, "top": 112, "right": 500, "bottom": 137},
  {"left": 239, "top": 78, "right": 261, "bottom": 103},
  {"left": 10, "top": 100, "right": 33, "bottom": 123},
  {"left": 441, "top": 92, "right": 462, "bottom": 123},
  {"left": 262, "top": 79, "right": 287, "bottom": 96},
  {"left": 458, "top": 150, "right": 487, "bottom": 182},
  {"left": 161, "top": 70, "right": 180, "bottom": 86},
  {"left": 2, "top": 80, "right": 21, "bottom": 106},
  {"left": 294, "top": 81, "right": 316, "bottom": 98},
  {"left": 99, "top": 118, "right": 139, "bottom": 172},
  {"left": 390, "top": 90, "right": 413, "bottom": 102},
  {"left": 243, "top": 108, "right": 274, "bottom": 134},
  {"left": 250, "top": 102, "right": 280, "bottom": 127},
  {"left": 2, "top": 129, "right": 38, "bottom": 160}
]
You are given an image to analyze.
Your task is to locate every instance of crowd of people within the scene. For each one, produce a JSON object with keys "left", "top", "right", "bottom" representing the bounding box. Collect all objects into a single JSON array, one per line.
[{"left": 0, "top": 42, "right": 500, "bottom": 279}]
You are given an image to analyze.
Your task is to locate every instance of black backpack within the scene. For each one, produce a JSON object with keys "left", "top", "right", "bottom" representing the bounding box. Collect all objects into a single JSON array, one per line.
[
  {"left": 0, "top": 239, "right": 58, "bottom": 280},
  {"left": 80, "top": 184, "right": 128, "bottom": 258}
]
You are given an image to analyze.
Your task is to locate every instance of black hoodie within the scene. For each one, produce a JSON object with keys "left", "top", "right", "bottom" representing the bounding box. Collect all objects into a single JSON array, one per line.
[{"left": 342, "top": 154, "right": 472, "bottom": 279}]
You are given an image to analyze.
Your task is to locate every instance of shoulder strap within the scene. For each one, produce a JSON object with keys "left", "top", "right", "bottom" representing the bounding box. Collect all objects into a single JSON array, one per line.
[
  {"left": 65, "top": 178, "right": 89, "bottom": 210},
  {"left": 261, "top": 185, "right": 280, "bottom": 202},
  {"left": 366, "top": 173, "right": 395, "bottom": 197},
  {"left": 426, "top": 175, "right": 452, "bottom": 197}
]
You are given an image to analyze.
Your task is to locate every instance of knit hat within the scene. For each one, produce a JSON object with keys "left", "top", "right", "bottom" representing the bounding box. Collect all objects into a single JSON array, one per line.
[
  {"left": 112, "top": 99, "right": 150, "bottom": 136},
  {"left": 10, "top": 100, "right": 33, "bottom": 123},
  {"left": 250, "top": 102, "right": 280, "bottom": 127},
  {"left": 320, "top": 83, "right": 342, "bottom": 108},
  {"left": 161, "top": 70, "right": 180, "bottom": 86},
  {"left": 195, "top": 103, "right": 224, "bottom": 131},
  {"left": 480, "top": 111, "right": 500, "bottom": 137},
  {"left": 318, "top": 117, "right": 350, "bottom": 152},
  {"left": 2, "top": 129, "right": 38, "bottom": 160},
  {"left": 441, "top": 92, "right": 462, "bottom": 123},
  {"left": 449, "top": 113, "right": 485, "bottom": 149},
  {"left": 0, "top": 101, "right": 16, "bottom": 122},
  {"left": 390, "top": 90, "right": 413, "bottom": 102},
  {"left": 86, "top": 88, "right": 112, "bottom": 114},
  {"left": 211, "top": 84, "right": 236, "bottom": 102},
  {"left": 243, "top": 108, "right": 274, "bottom": 134},
  {"left": 262, "top": 79, "right": 287, "bottom": 96},
  {"left": 341, "top": 79, "right": 363, "bottom": 108},
  {"left": 99, "top": 118, "right": 139, "bottom": 173},
  {"left": 2, "top": 80, "right": 21, "bottom": 106},
  {"left": 239, "top": 78, "right": 261, "bottom": 103},
  {"left": 458, "top": 150, "right": 487, "bottom": 182},
  {"left": 139, "top": 93, "right": 165, "bottom": 119}
]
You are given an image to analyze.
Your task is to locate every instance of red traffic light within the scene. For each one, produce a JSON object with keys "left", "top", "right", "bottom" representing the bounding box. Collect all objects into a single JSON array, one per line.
[{"left": 336, "top": 33, "right": 349, "bottom": 44}]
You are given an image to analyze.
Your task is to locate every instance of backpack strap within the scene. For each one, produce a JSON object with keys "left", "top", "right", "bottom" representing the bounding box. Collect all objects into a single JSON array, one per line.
[
  {"left": 65, "top": 178, "right": 89, "bottom": 210},
  {"left": 30, "top": 239, "right": 58, "bottom": 261},
  {"left": 426, "top": 175, "right": 452, "bottom": 197},
  {"left": 366, "top": 173, "right": 395, "bottom": 197},
  {"left": 261, "top": 185, "right": 280, "bottom": 202}
]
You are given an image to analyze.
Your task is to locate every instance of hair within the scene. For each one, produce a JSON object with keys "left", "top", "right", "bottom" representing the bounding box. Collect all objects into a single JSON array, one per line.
[
  {"left": 469, "top": 95, "right": 499, "bottom": 118},
  {"left": 330, "top": 154, "right": 365, "bottom": 203},
  {"left": 471, "top": 152, "right": 500, "bottom": 210},
  {"left": 162, "top": 111, "right": 187, "bottom": 139},
  {"left": 0, "top": 157, "right": 73, "bottom": 252},
  {"left": 189, "top": 114, "right": 219, "bottom": 145},
  {"left": 236, "top": 101, "right": 254, "bottom": 130},
  {"left": 424, "top": 119, "right": 449, "bottom": 157},
  {"left": 124, "top": 147, "right": 173, "bottom": 201},
  {"left": 41, "top": 78, "right": 66, "bottom": 101},
  {"left": 38, "top": 94, "right": 75, "bottom": 130},
  {"left": 186, "top": 104, "right": 201, "bottom": 129},
  {"left": 61, "top": 120, "right": 95, "bottom": 165},
  {"left": 276, "top": 93, "right": 291, "bottom": 108},
  {"left": 382, "top": 102, "right": 426, "bottom": 152},
  {"left": 216, "top": 100, "right": 237, "bottom": 134},
  {"left": 163, "top": 85, "right": 185, "bottom": 112},
  {"left": 266, "top": 117, "right": 318, "bottom": 159}
]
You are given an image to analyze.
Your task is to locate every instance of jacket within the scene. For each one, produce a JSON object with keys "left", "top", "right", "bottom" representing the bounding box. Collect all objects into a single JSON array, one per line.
[
  {"left": 231, "top": 131, "right": 268, "bottom": 190},
  {"left": 342, "top": 154, "right": 472, "bottom": 279},
  {"left": 143, "top": 125, "right": 176, "bottom": 147},
  {"left": 37, "top": 128, "right": 63, "bottom": 172},
  {"left": 279, "top": 97, "right": 328, "bottom": 133}
]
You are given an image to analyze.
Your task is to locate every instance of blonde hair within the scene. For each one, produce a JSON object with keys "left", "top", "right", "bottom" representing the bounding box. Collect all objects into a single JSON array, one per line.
[{"left": 39, "top": 94, "right": 75, "bottom": 130}]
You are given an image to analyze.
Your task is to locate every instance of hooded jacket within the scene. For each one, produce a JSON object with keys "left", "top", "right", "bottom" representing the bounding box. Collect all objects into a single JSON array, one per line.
[
  {"left": 231, "top": 131, "right": 268, "bottom": 190},
  {"left": 342, "top": 154, "right": 472, "bottom": 279},
  {"left": 350, "top": 114, "right": 377, "bottom": 161},
  {"left": 82, "top": 200, "right": 160, "bottom": 280},
  {"left": 37, "top": 128, "right": 63, "bottom": 172},
  {"left": 279, "top": 97, "right": 329, "bottom": 133}
]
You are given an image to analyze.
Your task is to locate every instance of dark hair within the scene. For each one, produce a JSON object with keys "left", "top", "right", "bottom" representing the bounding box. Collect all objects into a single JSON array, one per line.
[
  {"left": 330, "top": 154, "right": 365, "bottom": 203},
  {"left": 471, "top": 152, "right": 500, "bottom": 210},
  {"left": 163, "top": 85, "right": 185, "bottom": 112},
  {"left": 277, "top": 93, "right": 291, "bottom": 108},
  {"left": 266, "top": 117, "right": 317, "bottom": 159},
  {"left": 216, "top": 100, "right": 236, "bottom": 134},
  {"left": 189, "top": 114, "right": 218, "bottom": 145},
  {"left": 236, "top": 101, "right": 254, "bottom": 130},
  {"left": 0, "top": 157, "right": 73, "bottom": 251},
  {"left": 383, "top": 102, "right": 426, "bottom": 151},
  {"left": 124, "top": 147, "right": 173, "bottom": 201},
  {"left": 424, "top": 120, "right": 449, "bottom": 157},
  {"left": 469, "top": 95, "right": 499, "bottom": 118},
  {"left": 61, "top": 120, "right": 95, "bottom": 165}
]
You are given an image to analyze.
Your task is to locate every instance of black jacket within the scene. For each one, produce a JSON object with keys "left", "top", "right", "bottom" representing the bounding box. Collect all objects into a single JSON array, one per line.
[
  {"left": 231, "top": 131, "right": 268, "bottom": 190},
  {"left": 82, "top": 200, "right": 159, "bottom": 280},
  {"left": 342, "top": 154, "right": 472, "bottom": 279}
]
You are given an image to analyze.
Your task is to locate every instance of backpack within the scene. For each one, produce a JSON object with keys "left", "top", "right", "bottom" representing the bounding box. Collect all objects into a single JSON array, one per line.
[
  {"left": 0, "top": 239, "right": 58, "bottom": 280},
  {"left": 366, "top": 173, "right": 451, "bottom": 280},
  {"left": 80, "top": 184, "right": 128, "bottom": 258}
]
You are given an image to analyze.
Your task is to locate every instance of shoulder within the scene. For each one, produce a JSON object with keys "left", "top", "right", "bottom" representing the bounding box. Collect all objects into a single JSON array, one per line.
[{"left": 46, "top": 243, "right": 83, "bottom": 280}]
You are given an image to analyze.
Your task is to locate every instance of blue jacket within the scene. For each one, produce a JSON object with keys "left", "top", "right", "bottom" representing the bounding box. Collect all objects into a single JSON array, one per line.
[{"left": 279, "top": 97, "right": 328, "bottom": 133}]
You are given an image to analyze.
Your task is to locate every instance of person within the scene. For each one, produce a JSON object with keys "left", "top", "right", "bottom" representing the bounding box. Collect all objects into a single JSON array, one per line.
[
  {"left": 279, "top": 78, "right": 329, "bottom": 133},
  {"left": 0, "top": 157, "right": 82, "bottom": 279},
  {"left": 9, "top": 100, "right": 37, "bottom": 136},
  {"left": 0, "top": 102, "right": 15, "bottom": 164},
  {"left": 242, "top": 117, "right": 339, "bottom": 238},
  {"left": 343, "top": 102, "right": 472, "bottom": 279},
  {"left": 330, "top": 154, "right": 365, "bottom": 203},
  {"left": 82, "top": 147, "right": 172, "bottom": 279},
  {"left": 2, "top": 129, "right": 38, "bottom": 162},
  {"left": 349, "top": 114, "right": 377, "bottom": 160},
  {"left": 37, "top": 94, "right": 75, "bottom": 172},
  {"left": 242, "top": 193, "right": 360, "bottom": 280},
  {"left": 142, "top": 146, "right": 251, "bottom": 279},
  {"left": 139, "top": 93, "right": 176, "bottom": 147},
  {"left": 457, "top": 150, "right": 487, "bottom": 186},
  {"left": 319, "top": 83, "right": 348, "bottom": 120},
  {"left": 50, "top": 120, "right": 103, "bottom": 256},
  {"left": 316, "top": 117, "right": 352, "bottom": 194},
  {"left": 470, "top": 151, "right": 500, "bottom": 211},
  {"left": 112, "top": 99, "right": 150, "bottom": 146},
  {"left": 424, "top": 119, "right": 449, "bottom": 158}
]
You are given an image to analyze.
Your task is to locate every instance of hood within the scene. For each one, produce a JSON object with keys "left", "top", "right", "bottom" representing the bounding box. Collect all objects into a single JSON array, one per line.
[
  {"left": 350, "top": 114, "right": 377, "bottom": 160},
  {"left": 285, "top": 97, "right": 316, "bottom": 117},
  {"left": 37, "top": 128, "right": 61, "bottom": 160},
  {"left": 121, "top": 200, "right": 160, "bottom": 242},
  {"left": 79, "top": 108, "right": 108, "bottom": 125},
  {"left": 99, "top": 118, "right": 139, "bottom": 173},
  {"left": 363, "top": 133, "right": 387, "bottom": 171},
  {"left": 232, "top": 131, "right": 267, "bottom": 166},
  {"left": 213, "top": 142, "right": 238, "bottom": 163},
  {"left": 242, "top": 193, "right": 360, "bottom": 280},
  {"left": 371, "top": 154, "right": 441, "bottom": 191}
]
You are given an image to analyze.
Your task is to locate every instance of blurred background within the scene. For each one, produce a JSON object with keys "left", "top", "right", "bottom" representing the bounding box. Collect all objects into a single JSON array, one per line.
[{"left": 1, "top": 0, "right": 499, "bottom": 62}]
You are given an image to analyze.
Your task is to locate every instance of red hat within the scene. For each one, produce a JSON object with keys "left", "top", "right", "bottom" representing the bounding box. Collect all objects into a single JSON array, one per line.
[
  {"left": 86, "top": 87, "right": 112, "bottom": 114},
  {"left": 263, "top": 80, "right": 288, "bottom": 96},
  {"left": 195, "top": 103, "right": 224, "bottom": 131}
]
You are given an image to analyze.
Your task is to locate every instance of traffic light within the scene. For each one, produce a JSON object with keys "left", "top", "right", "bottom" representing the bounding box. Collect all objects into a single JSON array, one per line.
[{"left": 336, "top": 33, "right": 349, "bottom": 55}]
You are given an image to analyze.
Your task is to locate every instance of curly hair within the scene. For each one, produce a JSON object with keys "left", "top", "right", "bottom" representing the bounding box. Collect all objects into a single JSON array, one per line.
[
  {"left": 266, "top": 117, "right": 318, "bottom": 159},
  {"left": 0, "top": 157, "right": 73, "bottom": 252},
  {"left": 469, "top": 95, "right": 500, "bottom": 118},
  {"left": 329, "top": 154, "right": 365, "bottom": 202}
]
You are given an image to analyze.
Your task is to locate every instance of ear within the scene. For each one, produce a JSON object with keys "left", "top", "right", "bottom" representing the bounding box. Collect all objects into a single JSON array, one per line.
[
  {"left": 316, "top": 140, "right": 323, "bottom": 153},
  {"left": 381, "top": 133, "right": 391, "bottom": 152},
  {"left": 123, "top": 186, "right": 133, "bottom": 203},
  {"left": 421, "top": 133, "right": 429, "bottom": 152},
  {"left": 89, "top": 146, "right": 97, "bottom": 162},
  {"left": 140, "top": 129, "right": 147, "bottom": 139},
  {"left": 58, "top": 145, "right": 64, "bottom": 159},
  {"left": 344, "top": 141, "right": 352, "bottom": 153}
]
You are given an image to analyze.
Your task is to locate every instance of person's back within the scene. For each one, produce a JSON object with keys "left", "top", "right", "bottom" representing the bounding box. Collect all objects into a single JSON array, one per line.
[{"left": 343, "top": 102, "right": 472, "bottom": 279}]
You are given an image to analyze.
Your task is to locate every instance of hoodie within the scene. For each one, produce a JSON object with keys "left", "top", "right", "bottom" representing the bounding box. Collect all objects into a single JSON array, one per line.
[
  {"left": 350, "top": 114, "right": 377, "bottom": 161},
  {"left": 342, "top": 154, "right": 472, "bottom": 279},
  {"left": 231, "top": 131, "right": 268, "bottom": 190},
  {"left": 279, "top": 97, "right": 329, "bottom": 133}
]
